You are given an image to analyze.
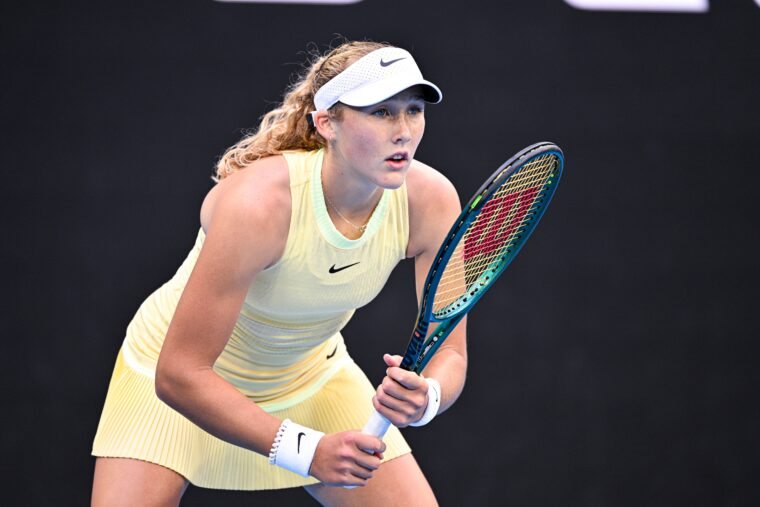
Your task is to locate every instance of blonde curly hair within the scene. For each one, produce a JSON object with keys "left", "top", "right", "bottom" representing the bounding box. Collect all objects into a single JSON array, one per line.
[{"left": 214, "top": 40, "right": 391, "bottom": 181}]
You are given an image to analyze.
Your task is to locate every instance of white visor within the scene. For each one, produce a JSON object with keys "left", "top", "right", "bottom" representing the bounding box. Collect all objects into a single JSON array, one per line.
[{"left": 312, "top": 47, "right": 442, "bottom": 112}]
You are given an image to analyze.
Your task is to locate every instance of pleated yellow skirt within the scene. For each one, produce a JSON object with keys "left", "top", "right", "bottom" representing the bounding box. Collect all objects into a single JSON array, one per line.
[{"left": 92, "top": 350, "right": 411, "bottom": 490}]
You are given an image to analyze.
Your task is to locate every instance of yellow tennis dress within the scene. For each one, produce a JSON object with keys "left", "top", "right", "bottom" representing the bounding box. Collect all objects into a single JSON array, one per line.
[{"left": 92, "top": 149, "right": 412, "bottom": 490}]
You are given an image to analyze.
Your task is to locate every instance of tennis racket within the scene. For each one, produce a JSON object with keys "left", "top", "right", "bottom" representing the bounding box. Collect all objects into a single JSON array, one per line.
[{"left": 363, "top": 141, "right": 564, "bottom": 438}]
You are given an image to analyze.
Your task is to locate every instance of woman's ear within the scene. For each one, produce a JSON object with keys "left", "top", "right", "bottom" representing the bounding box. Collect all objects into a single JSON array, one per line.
[{"left": 313, "top": 111, "right": 334, "bottom": 142}]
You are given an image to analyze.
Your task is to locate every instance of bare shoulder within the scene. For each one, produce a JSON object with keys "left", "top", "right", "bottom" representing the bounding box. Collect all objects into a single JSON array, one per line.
[
  {"left": 405, "top": 159, "right": 461, "bottom": 258},
  {"left": 201, "top": 155, "right": 290, "bottom": 232},
  {"left": 198, "top": 155, "right": 291, "bottom": 272},
  {"left": 405, "top": 159, "right": 459, "bottom": 208}
]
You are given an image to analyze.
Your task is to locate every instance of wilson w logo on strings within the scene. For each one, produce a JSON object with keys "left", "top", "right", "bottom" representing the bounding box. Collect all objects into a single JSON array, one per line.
[{"left": 464, "top": 186, "right": 540, "bottom": 261}]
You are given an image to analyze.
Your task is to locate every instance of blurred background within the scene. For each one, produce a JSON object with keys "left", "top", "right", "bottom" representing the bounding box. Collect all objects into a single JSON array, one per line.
[{"left": 2, "top": 0, "right": 759, "bottom": 505}]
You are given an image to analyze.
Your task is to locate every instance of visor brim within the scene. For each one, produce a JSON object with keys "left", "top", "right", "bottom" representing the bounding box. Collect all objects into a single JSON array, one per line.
[{"left": 338, "top": 78, "right": 442, "bottom": 108}]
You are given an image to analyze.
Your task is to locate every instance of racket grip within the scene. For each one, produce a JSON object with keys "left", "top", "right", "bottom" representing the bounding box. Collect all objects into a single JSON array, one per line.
[
  {"left": 342, "top": 410, "right": 392, "bottom": 489},
  {"left": 362, "top": 409, "right": 392, "bottom": 438}
]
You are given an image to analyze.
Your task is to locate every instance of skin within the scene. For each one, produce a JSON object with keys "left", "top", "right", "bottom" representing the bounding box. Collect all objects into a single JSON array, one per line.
[{"left": 91, "top": 86, "right": 467, "bottom": 507}]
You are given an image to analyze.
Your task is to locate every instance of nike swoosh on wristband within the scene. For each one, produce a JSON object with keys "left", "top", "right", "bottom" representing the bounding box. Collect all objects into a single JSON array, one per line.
[
  {"left": 297, "top": 432, "right": 306, "bottom": 453},
  {"left": 326, "top": 345, "right": 338, "bottom": 359},
  {"left": 329, "top": 262, "right": 360, "bottom": 273},
  {"left": 380, "top": 57, "right": 406, "bottom": 67}
]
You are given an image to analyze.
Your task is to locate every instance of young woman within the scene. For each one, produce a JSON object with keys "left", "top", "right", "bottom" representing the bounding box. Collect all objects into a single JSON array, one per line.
[{"left": 91, "top": 40, "right": 467, "bottom": 507}]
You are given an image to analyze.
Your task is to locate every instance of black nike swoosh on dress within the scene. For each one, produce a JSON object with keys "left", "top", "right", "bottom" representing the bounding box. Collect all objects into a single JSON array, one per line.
[{"left": 329, "top": 262, "right": 360, "bottom": 273}]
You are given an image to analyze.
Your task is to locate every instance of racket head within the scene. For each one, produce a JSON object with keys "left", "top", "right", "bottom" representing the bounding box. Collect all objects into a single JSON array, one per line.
[
  {"left": 419, "top": 141, "right": 563, "bottom": 322},
  {"left": 399, "top": 142, "right": 563, "bottom": 372}
]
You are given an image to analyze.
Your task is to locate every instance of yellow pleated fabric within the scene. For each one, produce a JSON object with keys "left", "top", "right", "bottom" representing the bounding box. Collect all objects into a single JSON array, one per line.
[
  {"left": 121, "top": 149, "right": 409, "bottom": 412},
  {"left": 92, "top": 350, "right": 411, "bottom": 490},
  {"left": 92, "top": 149, "right": 413, "bottom": 490}
]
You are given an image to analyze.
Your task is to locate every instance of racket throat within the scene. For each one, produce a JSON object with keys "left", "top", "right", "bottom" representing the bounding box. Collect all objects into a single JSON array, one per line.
[{"left": 400, "top": 321, "right": 430, "bottom": 371}]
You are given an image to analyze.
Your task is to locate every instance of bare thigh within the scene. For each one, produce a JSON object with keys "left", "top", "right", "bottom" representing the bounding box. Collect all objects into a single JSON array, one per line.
[
  {"left": 304, "top": 453, "right": 437, "bottom": 507},
  {"left": 92, "top": 457, "right": 189, "bottom": 507}
]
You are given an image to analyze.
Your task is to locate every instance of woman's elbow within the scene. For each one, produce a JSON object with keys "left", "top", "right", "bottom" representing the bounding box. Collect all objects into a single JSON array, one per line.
[{"left": 154, "top": 360, "right": 182, "bottom": 406}]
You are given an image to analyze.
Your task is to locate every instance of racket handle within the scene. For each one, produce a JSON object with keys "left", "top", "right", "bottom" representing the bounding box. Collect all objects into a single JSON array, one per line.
[
  {"left": 342, "top": 410, "right": 392, "bottom": 489},
  {"left": 362, "top": 409, "right": 392, "bottom": 438}
]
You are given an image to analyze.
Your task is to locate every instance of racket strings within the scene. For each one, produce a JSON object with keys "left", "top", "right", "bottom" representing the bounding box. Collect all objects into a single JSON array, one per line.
[{"left": 432, "top": 154, "right": 559, "bottom": 316}]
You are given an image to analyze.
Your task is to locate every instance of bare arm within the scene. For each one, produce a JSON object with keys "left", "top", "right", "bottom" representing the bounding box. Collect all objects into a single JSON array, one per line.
[
  {"left": 155, "top": 157, "right": 290, "bottom": 454},
  {"left": 373, "top": 161, "right": 468, "bottom": 426},
  {"left": 154, "top": 157, "right": 385, "bottom": 486}
]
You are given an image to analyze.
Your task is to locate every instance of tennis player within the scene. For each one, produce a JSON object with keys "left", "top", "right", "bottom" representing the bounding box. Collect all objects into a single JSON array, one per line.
[{"left": 91, "top": 40, "right": 467, "bottom": 507}]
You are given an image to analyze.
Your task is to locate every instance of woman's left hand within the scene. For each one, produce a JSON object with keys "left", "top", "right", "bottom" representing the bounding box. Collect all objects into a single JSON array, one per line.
[{"left": 372, "top": 354, "right": 429, "bottom": 427}]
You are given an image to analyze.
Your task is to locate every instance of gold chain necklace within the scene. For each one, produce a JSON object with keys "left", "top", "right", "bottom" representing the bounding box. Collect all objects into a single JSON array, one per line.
[{"left": 323, "top": 190, "right": 370, "bottom": 233}]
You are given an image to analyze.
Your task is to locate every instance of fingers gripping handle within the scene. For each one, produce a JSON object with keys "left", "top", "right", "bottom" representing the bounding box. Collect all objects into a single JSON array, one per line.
[
  {"left": 342, "top": 411, "right": 391, "bottom": 489},
  {"left": 362, "top": 409, "right": 392, "bottom": 438}
]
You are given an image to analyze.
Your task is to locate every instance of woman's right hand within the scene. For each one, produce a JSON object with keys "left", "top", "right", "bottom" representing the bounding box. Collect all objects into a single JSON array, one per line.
[{"left": 308, "top": 431, "right": 386, "bottom": 487}]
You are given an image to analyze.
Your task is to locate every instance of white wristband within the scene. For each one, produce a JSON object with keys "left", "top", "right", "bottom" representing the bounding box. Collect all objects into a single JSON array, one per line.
[
  {"left": 268, "top": 419, "right": 325, "bottom": 477},
  {"left": 409, "top": 377, "right": 441, "bottom": 427}
]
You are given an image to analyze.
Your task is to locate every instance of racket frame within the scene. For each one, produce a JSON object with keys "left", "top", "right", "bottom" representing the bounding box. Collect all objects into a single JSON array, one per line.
[
  {"left": 361, "top": 141, "right": 564, "bottom": 442},
  {"left": 403, "top": 141, "right": 564, "bottom": 373}
]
